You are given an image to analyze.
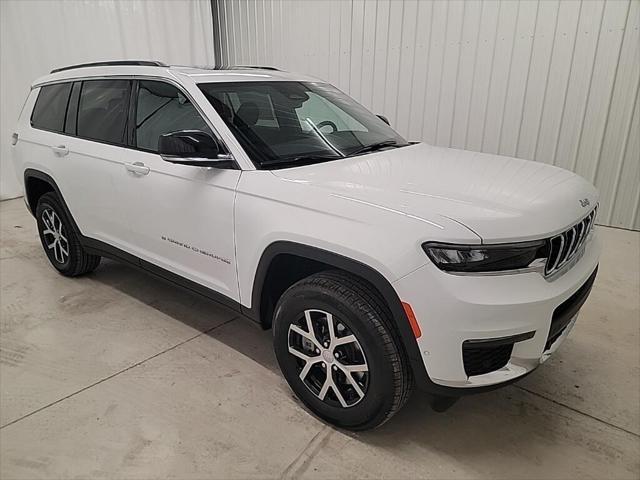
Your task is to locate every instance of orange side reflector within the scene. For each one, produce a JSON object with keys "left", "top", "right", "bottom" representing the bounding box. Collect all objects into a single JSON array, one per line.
[{"left": 402, "top": 302, "right": 422, "bottom": 339}]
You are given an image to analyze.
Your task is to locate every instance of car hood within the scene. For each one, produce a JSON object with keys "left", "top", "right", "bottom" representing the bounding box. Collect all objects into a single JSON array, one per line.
[{"left": 270, "top": 143, "right": 599, "bottom": 243}]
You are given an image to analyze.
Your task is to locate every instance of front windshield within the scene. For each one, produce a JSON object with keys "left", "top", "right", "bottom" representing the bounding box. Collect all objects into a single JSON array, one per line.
[{"left": 198, "top": 81, "right": 408, "bottom": 169}]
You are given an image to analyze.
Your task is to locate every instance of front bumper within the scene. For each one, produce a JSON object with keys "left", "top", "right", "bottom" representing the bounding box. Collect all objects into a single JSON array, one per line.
[{"left": 392, "top": 231, "right": 601, "bottom": 390}]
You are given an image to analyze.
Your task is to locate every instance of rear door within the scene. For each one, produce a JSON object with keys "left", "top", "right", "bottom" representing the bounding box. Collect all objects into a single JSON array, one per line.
[
  {"left": 120, "top": 79, "right": 241, "bottom": 301},
  {"left": 21, "top": 80, "right": 133, "bottom": 251},
  {"left": 56, "top": 79, "right": 133, "bottom": 249}
]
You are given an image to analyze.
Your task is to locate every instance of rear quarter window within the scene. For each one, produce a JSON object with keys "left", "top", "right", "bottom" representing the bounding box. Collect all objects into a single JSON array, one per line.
[{"left": 31, "top": 83, "right": 72, "bottom": 133}]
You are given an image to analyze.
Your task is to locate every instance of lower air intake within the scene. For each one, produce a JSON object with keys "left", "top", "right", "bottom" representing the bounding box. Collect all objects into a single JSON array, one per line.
[{"left": 462, "top": 342, "right": 513, "bottom": 377}]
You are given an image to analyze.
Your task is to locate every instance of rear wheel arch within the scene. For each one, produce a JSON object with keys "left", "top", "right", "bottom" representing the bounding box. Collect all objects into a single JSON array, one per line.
[
  {"left": 25, "top": 172, "right": 54, "bottom": 216},
  {"left": 24, "top": 170, "right": 82, "bottom": 236}
]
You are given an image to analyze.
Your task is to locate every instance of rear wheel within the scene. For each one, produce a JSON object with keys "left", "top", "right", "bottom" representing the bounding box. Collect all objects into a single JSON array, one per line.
[
  {"left": 273, "top": 270, "right": 413, "bottom": 430},
  {"left": 35, "top": 192, "right": 101, "bottom": 276}
]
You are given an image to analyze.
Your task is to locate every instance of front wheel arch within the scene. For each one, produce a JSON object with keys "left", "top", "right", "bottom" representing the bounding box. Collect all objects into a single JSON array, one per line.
[
  {"left": 244, "top": 241, "right": 432, "bottom": 390},
  {"left": 246, "top": 242, "right": 396, "bottom": 326}
]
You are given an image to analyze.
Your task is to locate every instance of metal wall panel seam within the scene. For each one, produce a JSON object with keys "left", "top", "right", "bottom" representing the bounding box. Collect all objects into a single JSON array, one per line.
[
  {"left": 417, "top": 0, "right": 437, "bottom": 139},
  {"left": 447, "top": 0, "right": 468, "bottom": 147},
  {"left": 522, "top": 1, "right": 561, "bottom": 158},
  {"left": 606, "top": 75, "right": 640, "bottom": 224},
  {"left": 432, "top": 0, "right": 451, "bottom": 146},
  {"left": 550, "top": 0, "right": 584, "bottom": 166},
  {"left": 569, "top": 0, "right": 607, "bottom": 173},
  {"left": 591, "top": 0, "right": 633, "bottom": 186},
  {"left": 479, "top": 0, "right": 504, "bottom": 152},
  {"left": 495, "top": 0, "right": 524, "bottom": 155}
]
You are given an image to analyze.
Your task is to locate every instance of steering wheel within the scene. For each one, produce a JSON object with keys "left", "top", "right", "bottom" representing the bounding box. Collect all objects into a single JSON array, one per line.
[{"left": 316, "top": 120, "right": 338, "bottom": 133}]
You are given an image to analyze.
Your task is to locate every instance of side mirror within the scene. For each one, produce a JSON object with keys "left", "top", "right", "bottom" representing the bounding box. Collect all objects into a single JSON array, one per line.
[
  {"left": 158, "top": 130, "right": 235, "bottom": 168},
  {"left": 377, "top": 114, "right": 390, "bottom": 125}
]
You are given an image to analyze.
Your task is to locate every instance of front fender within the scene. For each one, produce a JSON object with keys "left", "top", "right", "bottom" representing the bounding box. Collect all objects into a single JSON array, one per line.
[{"left": 234, "top": 170, "right": 479, "bottom": 310}]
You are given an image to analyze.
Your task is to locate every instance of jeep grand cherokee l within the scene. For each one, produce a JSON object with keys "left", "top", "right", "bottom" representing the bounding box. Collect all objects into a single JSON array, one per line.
[{"left": 11, "top": 61, "right": 600, "bottom": 430}]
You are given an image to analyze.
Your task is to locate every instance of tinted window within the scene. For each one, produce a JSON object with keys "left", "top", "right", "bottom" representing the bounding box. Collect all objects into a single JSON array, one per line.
[
  {"left": 77, "top": 80, "right": 131, "bottom": 145},
  {"left": 64, "top": 82, "right": 81, "bottom": 135},
  {"left": 31, "top": 83, "right": 72, "bottom": 132},
  {"left": 296, "top": 92, "right": 366, "bottom": 132},
  {"left": 199, "top": 81, "right": 407, "bottom": 169},
  {"left": 135, "top": 80, "right": 212, "bottom": 152}
]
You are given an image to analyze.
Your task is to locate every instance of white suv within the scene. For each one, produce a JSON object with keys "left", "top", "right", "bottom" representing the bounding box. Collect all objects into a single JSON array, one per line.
[{"left": 11, "top": 61, "right": 600, "bottom": 430}]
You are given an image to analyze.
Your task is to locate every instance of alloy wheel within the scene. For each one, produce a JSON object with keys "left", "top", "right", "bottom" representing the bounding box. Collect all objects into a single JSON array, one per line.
[
  {"left": 287, "top": 309, "right": 369, "bottom": 408},
  {"left": 41, "top": 208, "right": 69, "bottom": 264}
]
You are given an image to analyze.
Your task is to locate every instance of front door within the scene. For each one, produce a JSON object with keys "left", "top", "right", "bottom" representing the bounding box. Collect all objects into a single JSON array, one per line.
[{"left": 122, "top": 79, "right": 241, "bottom": 301}]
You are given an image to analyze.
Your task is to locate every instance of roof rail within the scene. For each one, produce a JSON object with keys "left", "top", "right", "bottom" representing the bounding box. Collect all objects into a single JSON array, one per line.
[
  {"left": 227, "top": 65, "right": 281, "bottom": 71},
  {"left": 51, "top": 60, "right": 168, "bottom": 74},
  {"left": 170, "top": 64, "right": 282, "bottom": 72}
]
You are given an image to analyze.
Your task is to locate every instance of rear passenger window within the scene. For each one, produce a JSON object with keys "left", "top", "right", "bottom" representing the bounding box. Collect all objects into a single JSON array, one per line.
[
  {"left": 31, "top": 83, "right": 72, "bottom": 132},
  {"left": 77, "top": 80, "right": 131, "bottom": 145},
  {"left": 134, "top": 80, "right": 212, "bottom": 152}
]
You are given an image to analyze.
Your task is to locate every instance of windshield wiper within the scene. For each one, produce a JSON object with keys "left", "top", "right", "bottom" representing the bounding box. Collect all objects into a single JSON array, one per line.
[
  {"left": 349, "top": 140, "right": 403, "bottom": 157},
  {"left": 261, "top": 154, "right": 343, "bottom": 169}
]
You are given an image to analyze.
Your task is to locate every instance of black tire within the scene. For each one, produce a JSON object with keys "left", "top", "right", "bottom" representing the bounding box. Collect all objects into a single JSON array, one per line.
[
  {"left": 35, "top": 192, "right": 101, "bottom": 276},
  {"left": 273, "top": 270, "right": 413, "bottom": 430}
]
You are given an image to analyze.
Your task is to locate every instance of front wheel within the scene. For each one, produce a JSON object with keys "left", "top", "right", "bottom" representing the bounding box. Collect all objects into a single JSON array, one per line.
[{"left": 273, "top": 271, "right": 413, "bottom": 430}]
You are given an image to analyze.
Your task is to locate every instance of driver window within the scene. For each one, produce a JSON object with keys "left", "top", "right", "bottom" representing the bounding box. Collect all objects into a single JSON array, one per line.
[
  {"left": 295, "top": 92, "right": 367, "bottom": 132},
  {"left": 135, "top": 80, "right": 212, "bottom": 152}
]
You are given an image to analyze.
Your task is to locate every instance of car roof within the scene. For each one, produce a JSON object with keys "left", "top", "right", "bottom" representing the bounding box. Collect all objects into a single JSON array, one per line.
[{"left": 32, "top": 62, "right": 320, "bottom": 88}]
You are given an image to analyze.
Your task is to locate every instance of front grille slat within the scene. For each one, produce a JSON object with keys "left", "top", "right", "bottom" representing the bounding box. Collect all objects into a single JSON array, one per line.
[
  {"left": 550, "top": 234, "right": 565, "bottom": 271},
  {"left": 545, "top": 206, "right": 597, "bottom": 277},
  {"left": 559, "top": 227, "right": 576, "bottom": 269},
  {"left": 579, "top": 212, "right": 591, "bottom": 249},
  {"left": 573, "top": 222, "right": 586, "bottom": 255},
  {"left": 567, "top": 226, "right": 578, "bottom": 259}
]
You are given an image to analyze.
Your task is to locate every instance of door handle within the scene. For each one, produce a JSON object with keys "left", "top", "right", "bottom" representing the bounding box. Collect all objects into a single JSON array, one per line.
[
  {"left": 124, "top": 161, "right": 150, "bottom": 176},
  {"left": 51, "top": 145, "right": 69, "bottom": 157}
]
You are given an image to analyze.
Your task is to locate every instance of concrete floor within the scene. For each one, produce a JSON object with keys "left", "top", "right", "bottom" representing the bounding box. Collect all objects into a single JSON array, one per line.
[{"left": 0, "top": 197, "right": 638, "bottom": 480}]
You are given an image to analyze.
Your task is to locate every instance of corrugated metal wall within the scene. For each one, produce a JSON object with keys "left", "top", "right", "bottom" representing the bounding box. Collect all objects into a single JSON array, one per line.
[{"left": 213, "top": 0, "right": 640, "bottom": 230}]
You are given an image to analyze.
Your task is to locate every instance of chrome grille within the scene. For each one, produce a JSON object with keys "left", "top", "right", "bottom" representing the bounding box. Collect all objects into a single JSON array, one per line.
[{"left": 545, "top": 206, "right": 597, "bottom": 277}]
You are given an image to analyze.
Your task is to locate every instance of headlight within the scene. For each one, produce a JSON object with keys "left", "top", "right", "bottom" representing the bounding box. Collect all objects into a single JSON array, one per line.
[{"left": 422, "top": 241, "right": 547, "bottom": 273}]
